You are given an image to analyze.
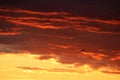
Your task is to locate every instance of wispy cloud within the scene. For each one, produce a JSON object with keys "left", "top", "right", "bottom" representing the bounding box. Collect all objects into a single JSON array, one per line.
[
  {"left": 17, "top": 66, "right": 92, "bottom": 73},
  {"left": 1, "top": 8, "right": 120, "bottom": 34},
  {"left": 102, "top": 71, "right": 120, "bottom": 74}
]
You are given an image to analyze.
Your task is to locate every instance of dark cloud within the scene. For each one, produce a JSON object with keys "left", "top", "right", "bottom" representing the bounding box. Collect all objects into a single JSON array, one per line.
[
  {"left": 0, "top": 0, "right": 120, "bottom": 19},
  {"left": 0, "top": 3, "right": 120, "bottom": 74}
]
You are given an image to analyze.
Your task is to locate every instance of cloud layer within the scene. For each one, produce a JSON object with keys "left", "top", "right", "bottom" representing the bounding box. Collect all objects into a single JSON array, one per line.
[{"left": 0, "top": 2, "right": 120, "bottom": 74}]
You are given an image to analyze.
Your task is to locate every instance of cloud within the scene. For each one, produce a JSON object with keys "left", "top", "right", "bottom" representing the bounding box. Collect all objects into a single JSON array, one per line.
[
  {"left": 17, "top": 66, "right": 91, "bottom": 73},
  {"left": 0, "top": 0, "right": 120, "bottom": 20},
  {"left": 0, "top": 44, "right": 21, "bottom": 53},
  {"left": 0, "top": 32, "right": 21, "bottom": 36},
  {"left": 109, "top": 54, "right": 120, "bottom": 61},
  {"left": 17, "top": 67, "right": 44, "bottom": 70},
  {"left": 0, "top": 8, "right": 68, "bottom": 16},
  {"left": 0, "top": 27, "right": 22, "bottom": 36},
  {"left": 0, "top": 7, "right": 120, "bottom": 74},
  {"left": 102, "top": 71, "right": 120, "bottom": 74},
  {"left": 1, "top": 8, "right": 120, "bottom": 34}
]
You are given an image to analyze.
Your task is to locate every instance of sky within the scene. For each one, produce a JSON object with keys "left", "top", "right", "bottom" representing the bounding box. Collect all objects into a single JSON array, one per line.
[{"left": 0, "top": 0, "right": 120, "bottom": 80}]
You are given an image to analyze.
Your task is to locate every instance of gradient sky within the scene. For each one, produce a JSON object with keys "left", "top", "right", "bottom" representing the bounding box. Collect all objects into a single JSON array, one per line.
[{"left": 0, "top": 0, "right": 120, "bottom": 80}]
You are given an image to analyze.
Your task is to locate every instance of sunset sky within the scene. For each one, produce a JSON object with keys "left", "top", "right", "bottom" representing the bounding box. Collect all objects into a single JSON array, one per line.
[{"left": 0, "top": 0, "right": 120, "bottom": 80}]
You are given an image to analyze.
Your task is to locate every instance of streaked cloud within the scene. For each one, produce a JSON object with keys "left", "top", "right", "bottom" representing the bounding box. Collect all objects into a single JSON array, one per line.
[
  {"left": 1, "top": 8, "right": 120, "bottom": 34},
  {"left": 102, "top": 71, "right": 120, "bottom": 74},
  {"left": 17, "top": 66, "right": 92, "bottom": 73}
]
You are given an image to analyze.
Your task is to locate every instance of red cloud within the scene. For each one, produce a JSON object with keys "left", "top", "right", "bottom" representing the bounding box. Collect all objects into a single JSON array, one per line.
[
  {"left": 1, "top": 8, "right": 120, "bottom": 34},
  {"left": 0, "top": 27, "right": 22, "bottom": 35}
]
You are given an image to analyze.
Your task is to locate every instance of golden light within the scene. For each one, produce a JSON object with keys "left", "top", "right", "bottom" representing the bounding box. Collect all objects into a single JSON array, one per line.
[{"left": 0, "top": 53, "right": 120, "bottom": 80}]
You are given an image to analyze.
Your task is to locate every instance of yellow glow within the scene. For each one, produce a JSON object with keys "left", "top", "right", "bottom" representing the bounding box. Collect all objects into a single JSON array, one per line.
[{"left": 0, "top": 53, "right": 120, "bottom": 80}]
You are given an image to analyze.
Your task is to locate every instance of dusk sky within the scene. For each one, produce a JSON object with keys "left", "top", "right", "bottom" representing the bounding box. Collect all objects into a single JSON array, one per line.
[{"left": 0, "top": 0, "right": 120, "bottom": 80}]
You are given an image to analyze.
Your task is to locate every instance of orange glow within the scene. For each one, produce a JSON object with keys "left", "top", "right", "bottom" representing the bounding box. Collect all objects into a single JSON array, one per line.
[{"left": 0, "top": 53, "right": 120, "bottom": 80}]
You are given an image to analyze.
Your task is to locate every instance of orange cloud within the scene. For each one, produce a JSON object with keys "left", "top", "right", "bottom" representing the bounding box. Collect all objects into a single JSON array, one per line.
[
  {"left": 0, "top": 8, "right": 68, "bottom": 16},
  {"left": 8, "top": 19, "right": 63, "bottom": 29},
  {"left": 109, "top": 54, "right": 120, "bottom": 61},
  {"left": 81, "top": 51, "right": 107, "bottom": 60},
  {"left": 0, "top": 27, "right": 22, "bottom": 35},
  {"left": 55, "top": 45, "right": 72, "bottom": 49},
  {"left": 1, "top": 8, "right": 120, "bottom": 34},
  {"left": 0, "top": 32, "right": 21, "bottom": 35},
  {"left": 76, "top": 26, "right": 120, "bottom": 34},
  {"left": 65, "top": 16, "right": 120, "bottom": 25}
]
